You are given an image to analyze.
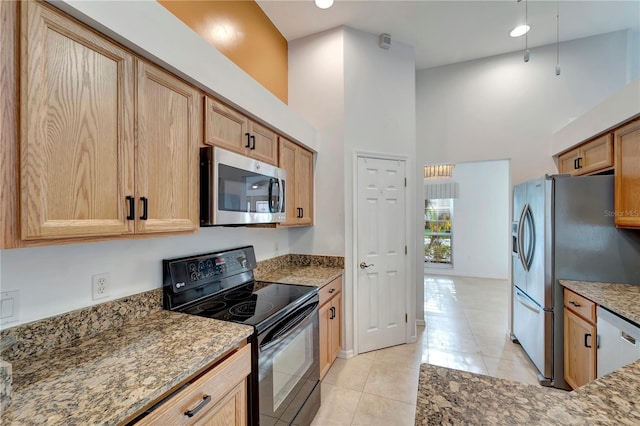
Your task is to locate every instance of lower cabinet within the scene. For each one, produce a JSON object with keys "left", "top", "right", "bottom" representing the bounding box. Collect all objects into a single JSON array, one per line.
[
  {"left": 563, "top": 289, "right": 597, "bottom": 389},
  {"left": 319, "top": 276, "right": 343, "bottom": 379},
  {"left": 135, "top": 344, "right": 251, "bottom": 426}
]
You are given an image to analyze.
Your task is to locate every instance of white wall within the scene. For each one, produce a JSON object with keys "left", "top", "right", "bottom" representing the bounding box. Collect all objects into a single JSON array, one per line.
[
  {"left": 288, "top": 28, "right": 346, "bottom": 257},
  {"left": 0, "top": 228, "right": 289, "bottom": 327},
  {"left": 287, "top": 27, "right": 417, "bottom": 354},
  {"left": 424, "top": 160, "right": 510, "bottom": 279},
  {"left": 417, "top": 30, "right": 635, "bottom": 187}
]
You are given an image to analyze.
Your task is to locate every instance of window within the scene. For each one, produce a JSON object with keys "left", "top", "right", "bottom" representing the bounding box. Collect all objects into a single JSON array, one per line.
[{"left": 424, "top": 199, "right": 453, "bottom": 266}]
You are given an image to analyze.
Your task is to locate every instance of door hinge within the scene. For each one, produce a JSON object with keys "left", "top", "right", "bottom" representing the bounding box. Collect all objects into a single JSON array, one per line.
[
  {"left": 405, "top": 313, "right": 408, "bottom": 323},
  {"left": 404, "top": 245, "right": 407, "bottom": 255}
]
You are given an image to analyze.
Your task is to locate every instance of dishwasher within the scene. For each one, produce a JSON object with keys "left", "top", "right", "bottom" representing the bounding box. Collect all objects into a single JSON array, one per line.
[{"left": 597, "top": 306, "right": 640, "bottom": 377}]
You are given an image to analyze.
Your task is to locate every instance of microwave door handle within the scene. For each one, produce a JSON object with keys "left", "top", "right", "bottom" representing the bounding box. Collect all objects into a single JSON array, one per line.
[
  {"left": 278, "top": 178, "right": 285, "bottom": 212},
  {"left": 268, "top": 178, "right": 279, "bottom": 213}
]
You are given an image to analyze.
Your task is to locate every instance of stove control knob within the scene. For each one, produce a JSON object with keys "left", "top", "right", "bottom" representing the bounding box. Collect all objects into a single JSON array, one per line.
[
  {"left": 188, "top": 263, "right": 197, "bottom": 272},
  {"left": 190, "top": 272, "right": 198, "bottom": 281}
]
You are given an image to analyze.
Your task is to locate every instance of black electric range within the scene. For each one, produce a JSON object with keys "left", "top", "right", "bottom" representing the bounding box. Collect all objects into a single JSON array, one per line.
[{"left": 163, "top": 246, "right": 321, "bottom": 426}]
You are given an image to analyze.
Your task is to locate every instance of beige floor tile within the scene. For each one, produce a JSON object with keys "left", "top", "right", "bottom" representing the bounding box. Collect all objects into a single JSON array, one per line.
[
  {"left": 427, "top": 348, "right": 489, "bottom": 375},
  {"left": 426, "top": 315, "right": 474, "bottom": 336},
  {"left": 351, "top": 393, "right": 416, "bottom": 426},
  {"left": 362, "top": 359, "right": 420, "bottom": 404},
  {"left": 468, "top": 318, "right": 510, "bottom": 338},
  {"left": 482, "top": 356, "right": 541, "bottom": 386},
  {"left": 464, "top": 307, "right": 508, "bottom": 326},
  {"left": 322, "top": 355, "right": 374, "bottom": 391},
  {"left": 427, "top": 328, "right": 480, "bottom": 355},
  {"left": 475, "top": 334, "right": 530, "bottom": 362},
  {"left": 372, "top": 341, "right": 428, "bottom": 369},
  {"left": 310, "top": 382, "right": 362, "bottom": 426}
]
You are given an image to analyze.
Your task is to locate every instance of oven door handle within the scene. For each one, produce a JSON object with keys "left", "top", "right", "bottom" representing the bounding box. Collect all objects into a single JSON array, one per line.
[{"left": 260, "top": 302, "right": 318, "bottom": 352}]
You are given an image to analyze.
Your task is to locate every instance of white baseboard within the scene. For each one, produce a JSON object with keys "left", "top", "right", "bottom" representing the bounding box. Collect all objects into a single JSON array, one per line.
[
  {"left": 423, "top": 268, "right": 508, "bottom": 281},
  {"left": 339, "top": 349, "right": 355, "bottom": 359}
]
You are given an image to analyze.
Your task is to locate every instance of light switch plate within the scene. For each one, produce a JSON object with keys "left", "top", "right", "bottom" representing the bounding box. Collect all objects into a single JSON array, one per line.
[{"left": 0, "top": 291, "right": 20, "bottom": 325}]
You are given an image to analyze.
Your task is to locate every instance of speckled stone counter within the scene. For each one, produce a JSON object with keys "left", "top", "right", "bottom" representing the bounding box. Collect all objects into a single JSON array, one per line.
[
  {"left": 559, "top": 280, "right": 640, "bottom": 325},
  {"left": 416, "top": 359, "right": 640, "bottom": 425},
  {"left": 254, "top": 254, "right": 344, "bottom": 287},
  {"left": 0, "top": 310, "right": 253, "bottom": 425}
]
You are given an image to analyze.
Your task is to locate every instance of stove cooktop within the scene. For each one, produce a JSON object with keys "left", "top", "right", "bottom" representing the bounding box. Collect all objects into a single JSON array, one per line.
[{"left": 180, "top": 281, "right": 317, "bottom": 328}]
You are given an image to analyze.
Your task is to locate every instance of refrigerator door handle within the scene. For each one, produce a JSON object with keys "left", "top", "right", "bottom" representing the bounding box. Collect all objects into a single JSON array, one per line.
[
  {"left": 515, "top": 290, "right": 540, "bottom": 314},
  {"left": 517, "top": 203, "right": 530, "bottom": 272},
  {"left": 523, "top": 205, "right": 536, "bottom": 270}
]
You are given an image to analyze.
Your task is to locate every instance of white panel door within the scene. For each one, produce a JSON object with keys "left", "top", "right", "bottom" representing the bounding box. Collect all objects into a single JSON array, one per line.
[{"left": 357, "top": 157, "right": 407, "bottom": 353}]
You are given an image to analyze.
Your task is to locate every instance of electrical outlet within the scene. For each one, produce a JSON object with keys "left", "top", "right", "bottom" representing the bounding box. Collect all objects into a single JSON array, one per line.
[{"left": 92, "top": 273, "right": 110, "bottom": 300}]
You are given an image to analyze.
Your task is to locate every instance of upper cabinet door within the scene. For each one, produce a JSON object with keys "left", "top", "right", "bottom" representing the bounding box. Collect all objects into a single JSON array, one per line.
[
  {"left": 295, "top": 146, "right": 314, "bottom": 225},
  {"left": 579, "top": 134, "right": 613, "bottom": 175},
  {"left": 248, "top": 121, "right": 278, "bottom": 165},
  {"left": 614, "top": 119, "right": 640, "bottom": 229},
  {"left": 278, "top": 137, "right": 314, "bottom": 227},
  {"left": 557, "top": 149, "right": 580, "bottom": 175},
  {"left": 136, "top": 61, "right": 201, "bottom": 233},
  {"left": 279, "top": 138, "right": 297, "bottom": 226},
  {"left": 204, "top": 96, "right": 249, "bottom": 154},
  {"left": 20, "top": 1, "right": 135, "bottom": 240}
]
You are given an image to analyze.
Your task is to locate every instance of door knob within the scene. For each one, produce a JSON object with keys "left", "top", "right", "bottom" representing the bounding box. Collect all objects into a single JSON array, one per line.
[{"left": 359, "top": 262, "right": 374, "bottom": 269}]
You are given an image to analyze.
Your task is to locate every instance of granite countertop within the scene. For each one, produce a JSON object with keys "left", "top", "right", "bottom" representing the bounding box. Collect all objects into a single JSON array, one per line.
[
  {"left": 416, "top": 359, "right": 640, "bottom": 425},
  {"left": 559, "top": 280, "right": 640, "bottom": 325},
  {"left": 256, "top": 265, "right": 343, "bottom": 288},
  {"left": 0, "top": 310, "right": 253, "bottom": 425}
]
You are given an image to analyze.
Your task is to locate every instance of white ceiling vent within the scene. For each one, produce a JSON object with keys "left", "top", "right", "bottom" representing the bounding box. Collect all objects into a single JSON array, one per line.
[{"left": 379, "top": 33, "right": 391, "bottom": 49}]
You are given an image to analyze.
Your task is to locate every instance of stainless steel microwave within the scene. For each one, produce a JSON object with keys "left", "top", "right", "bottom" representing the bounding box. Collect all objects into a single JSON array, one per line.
[{"left": 200, "top": 146, "right": 286, "bottom": 226}]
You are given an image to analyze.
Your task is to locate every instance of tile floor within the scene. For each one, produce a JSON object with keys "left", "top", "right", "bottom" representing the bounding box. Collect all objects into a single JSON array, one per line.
[{"left": 310, "top": 274, "right": 540, "bottom": 425}]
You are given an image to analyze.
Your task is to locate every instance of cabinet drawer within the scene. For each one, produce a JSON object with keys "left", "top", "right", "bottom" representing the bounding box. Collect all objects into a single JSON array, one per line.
[
  {"left": 136, "top": 344, "right": 251, "bottom": 425},
  {"left": 564, "top": 289, "right": 596, "bottom": 323},
  {"left": 320, "top": 276, "right": 343, "bottom": 306}
]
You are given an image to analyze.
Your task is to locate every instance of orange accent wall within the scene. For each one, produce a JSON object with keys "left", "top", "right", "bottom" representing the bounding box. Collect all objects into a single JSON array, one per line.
[{"left": 159, "top": 0, "right": 288, "bottom": 104}]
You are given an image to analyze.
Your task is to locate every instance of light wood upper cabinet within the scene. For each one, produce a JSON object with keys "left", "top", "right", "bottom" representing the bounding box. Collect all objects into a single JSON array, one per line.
[
  {"left": 19, "top": 2, "right": 200, "bottom": 241},
  {"left": 204, "top": 96, "right": 277, "bottom": 165},
  {"left": 278, "top": 137, "right": 314, "bottom": 226},
  {"left": 136, "top": 61, "right": 200, "bottom": 234},
  {"left": 563, "top": 288, "right": 597, "bottom": 389},
  {"left": 20, "top": 1, "right": 135, "bottom": 240},
  {"left": 614, "top": 119, "right": 640, "bottom": 229},
  {"left": 557, "top": 133, "right": 613, "bottom": 176}
]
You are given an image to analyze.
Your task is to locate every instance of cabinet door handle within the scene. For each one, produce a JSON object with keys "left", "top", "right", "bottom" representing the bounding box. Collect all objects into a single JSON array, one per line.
[
  {"left": 184, "top": 394, "right": 211, "bottom": 418},
  {"left": 250, "top": 135, "right": 256, "bottom": 150},
  {"left": 584, "top": 333, "right": 592, "bottom": 348},
  {"left": 328, "top": 288, "right": 335, "bottom": 294},
  {"left": 126, "top": 196, "right": 135, "bottom": 220},
  {"left": 245, "top": 133, "right": 251, "bottom": 148},
  {"left": 577, "top": 157, "right": 583, "bottom": 169},
  {"left": 140, "top": 197, "right": 148, "bottom": 221},
  {"left": 568, "top": 300, "right": 581, "bottom": 307},
  {"left": 573, "top": 158, "right": 578, "bottom": 170},
  {"left": 330, "top": 306, "right": 335, "bottom": 320},
  {"left": 296, "top": 207, "right": 302, "bottom": 218}
]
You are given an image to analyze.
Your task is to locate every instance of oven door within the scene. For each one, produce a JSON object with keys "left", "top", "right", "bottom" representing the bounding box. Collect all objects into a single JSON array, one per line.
[
  {"left": 258, "top": 297, "right": 320, "bottom": 425},
  {"left": 201, "top": 146, "right": 286, "bottom": 226}
]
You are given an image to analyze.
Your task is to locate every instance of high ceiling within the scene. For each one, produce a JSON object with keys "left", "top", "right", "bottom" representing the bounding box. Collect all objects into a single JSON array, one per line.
[{"left": 256, "top": 0, "right": 640, "bottom": 70}]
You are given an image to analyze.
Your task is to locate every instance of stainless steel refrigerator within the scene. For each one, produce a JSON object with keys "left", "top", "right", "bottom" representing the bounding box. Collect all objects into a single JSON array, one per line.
[{"left": 511, "top": 174, "right": 640, "bottom": 390}]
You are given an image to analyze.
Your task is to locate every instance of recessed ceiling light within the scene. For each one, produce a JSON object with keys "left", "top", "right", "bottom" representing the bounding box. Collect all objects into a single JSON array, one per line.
[
  {"left": 315, "top": 0, "right": 333, "bottom": 9},
  {"left": 510, "top": 25, "right": 531, "bottom": 38}
]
